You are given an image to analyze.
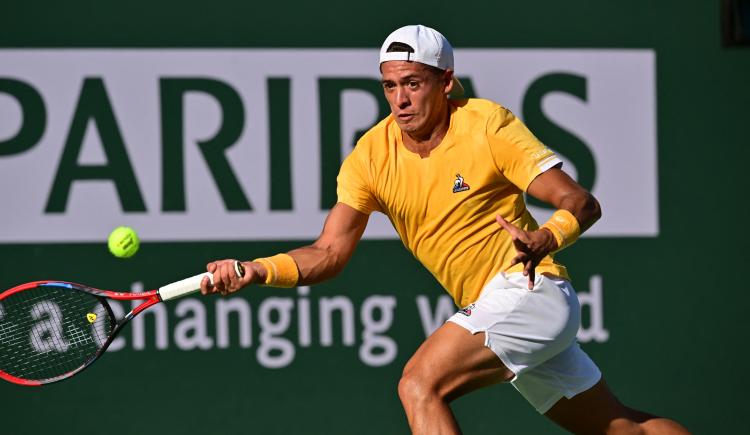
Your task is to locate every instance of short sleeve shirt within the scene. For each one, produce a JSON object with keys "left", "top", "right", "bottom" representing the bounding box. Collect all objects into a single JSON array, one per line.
[{"left": 337, "top": 98, "right": 567, "bottom": 307}]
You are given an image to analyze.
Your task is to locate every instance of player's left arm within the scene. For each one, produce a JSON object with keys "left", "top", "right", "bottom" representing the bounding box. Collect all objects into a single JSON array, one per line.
[
  {"left": 496, "top": 166, "right": 601, "bottom": 288},
  {"left": 526, "top": 166, "right": 601, "bottom": 233}
]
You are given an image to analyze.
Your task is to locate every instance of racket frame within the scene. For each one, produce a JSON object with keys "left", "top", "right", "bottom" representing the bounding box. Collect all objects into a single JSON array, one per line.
[
  {"left": 0, "top": 269, "right": 224, "bottom": 386},
  {"left": 0, "top": 280, "right": 162, "bottom": 386}
]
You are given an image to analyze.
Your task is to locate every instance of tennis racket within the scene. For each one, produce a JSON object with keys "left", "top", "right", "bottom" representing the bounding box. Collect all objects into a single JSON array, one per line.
[{"left": 0, "top": 261, "right": 245, "bottom": 386}]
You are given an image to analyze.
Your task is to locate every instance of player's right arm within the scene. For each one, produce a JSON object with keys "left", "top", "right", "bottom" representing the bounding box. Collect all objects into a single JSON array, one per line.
[
  {"left": 200, "top": 202, "right": 369, "bottom": 295},
  {"left": 287, "top": 202, "right": 369, "bottom": 284}
]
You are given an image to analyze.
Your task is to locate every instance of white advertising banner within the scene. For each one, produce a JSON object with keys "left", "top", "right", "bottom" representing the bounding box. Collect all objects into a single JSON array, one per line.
[{"left": 0, "top": 49, "right": 657, "bottom": 242}]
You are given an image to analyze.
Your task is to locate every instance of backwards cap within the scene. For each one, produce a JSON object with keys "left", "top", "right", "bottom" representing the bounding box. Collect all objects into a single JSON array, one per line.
[{"left": 379, "top": 24, "right": 464, "bottom": 97}]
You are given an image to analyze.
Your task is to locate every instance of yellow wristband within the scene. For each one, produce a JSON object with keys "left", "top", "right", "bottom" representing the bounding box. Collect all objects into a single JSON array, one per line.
[
  {"left": 252, "top": 254, "right": 299, "bottom": 288},
  {"left": 540, "top": 209, "right": 581, "bottom": 252}
]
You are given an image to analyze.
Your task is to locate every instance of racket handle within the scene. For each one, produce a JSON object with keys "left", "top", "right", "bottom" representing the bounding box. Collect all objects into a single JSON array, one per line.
[{"left": 158, "top": 272, "right": 213, "bottom": 301}]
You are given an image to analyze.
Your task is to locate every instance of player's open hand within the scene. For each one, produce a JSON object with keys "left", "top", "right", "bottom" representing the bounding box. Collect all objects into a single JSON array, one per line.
[
  {"left": 495, "top": 215, "right": 558, "bottom": 290},
  {"left": 200, "top": 259, "right": 266, "bottom": 296}
]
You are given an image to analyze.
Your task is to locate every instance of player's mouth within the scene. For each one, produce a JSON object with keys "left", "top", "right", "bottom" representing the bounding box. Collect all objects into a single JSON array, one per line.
[{"left": 398, "top": 113, "right": 416, "bottom": 122}]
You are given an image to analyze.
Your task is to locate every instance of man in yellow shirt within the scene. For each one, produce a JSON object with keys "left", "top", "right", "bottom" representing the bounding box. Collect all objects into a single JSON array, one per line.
[{"left": 201, "top": 25, "right": 689, "bottom": 435}]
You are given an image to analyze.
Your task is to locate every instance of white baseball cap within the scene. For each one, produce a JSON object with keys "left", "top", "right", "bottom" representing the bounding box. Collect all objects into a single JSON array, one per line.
[{"left": 379, "top": 24, "right": 465, "bottom": 97}]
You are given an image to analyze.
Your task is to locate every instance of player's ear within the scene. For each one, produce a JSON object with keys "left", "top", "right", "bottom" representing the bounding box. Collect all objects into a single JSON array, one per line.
[{"left": 443, "top": 69, "right": 455, "bottom": 96}]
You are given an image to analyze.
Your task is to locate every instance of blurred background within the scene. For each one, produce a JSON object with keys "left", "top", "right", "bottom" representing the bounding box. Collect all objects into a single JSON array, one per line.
[{"left": 1, "top": 0, "right": 748, "bottom": 433}]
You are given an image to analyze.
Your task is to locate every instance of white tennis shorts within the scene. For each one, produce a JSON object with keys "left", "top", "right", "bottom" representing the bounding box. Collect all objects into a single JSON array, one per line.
[{"left": 448, "top": 272, "right": 601, "bottom": 414}]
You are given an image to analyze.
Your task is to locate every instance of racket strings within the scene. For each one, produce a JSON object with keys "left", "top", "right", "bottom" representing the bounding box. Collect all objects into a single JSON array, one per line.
[{"left": 0, "top": 285, "right": 115, "bottom": 382}]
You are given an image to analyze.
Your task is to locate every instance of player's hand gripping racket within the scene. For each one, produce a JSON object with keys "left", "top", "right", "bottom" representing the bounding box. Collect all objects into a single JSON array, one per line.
[{"left": 0, "top": 261, "right": 245, "bottom": 386}]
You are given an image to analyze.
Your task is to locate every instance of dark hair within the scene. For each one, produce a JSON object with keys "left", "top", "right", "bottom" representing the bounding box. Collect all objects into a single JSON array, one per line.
[
  {"left": 384, "top": 42, "right": 446, "bottom": 79},
  {"left": 385, "top": 42, "right": 415, "bottom": 53},
  {"left": 423, "top": 64, "right": 447, "bottom": 78}
]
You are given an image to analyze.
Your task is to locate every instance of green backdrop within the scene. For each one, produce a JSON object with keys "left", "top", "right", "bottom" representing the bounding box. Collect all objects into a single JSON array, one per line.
[{"left": 1, "top": 1, "right": 748, "bottom": 433}]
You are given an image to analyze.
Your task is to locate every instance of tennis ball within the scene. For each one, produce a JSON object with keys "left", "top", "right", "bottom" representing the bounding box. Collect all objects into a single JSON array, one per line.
[{"left": 108, "top": 226, "right": 140, "bottom": 258}]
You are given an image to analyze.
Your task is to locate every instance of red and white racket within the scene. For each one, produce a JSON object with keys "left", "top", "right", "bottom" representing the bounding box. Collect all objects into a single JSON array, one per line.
[{"left": 0, "top": 261, "right": 244, "bottom": 386}]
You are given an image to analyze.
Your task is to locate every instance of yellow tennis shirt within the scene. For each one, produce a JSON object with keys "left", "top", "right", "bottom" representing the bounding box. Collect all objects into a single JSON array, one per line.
[{"left": 337, "top": 98, "right": 569, "bottom": 307}]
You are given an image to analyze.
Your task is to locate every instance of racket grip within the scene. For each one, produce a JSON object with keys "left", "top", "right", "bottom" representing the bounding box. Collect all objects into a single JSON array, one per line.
[{"left": 158, "top": 272, "right": 213, "bottom": 301}]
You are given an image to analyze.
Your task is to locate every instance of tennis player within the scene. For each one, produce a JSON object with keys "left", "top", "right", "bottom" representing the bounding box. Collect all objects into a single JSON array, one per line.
[{"left": 201, "top": 25, "right": 690, "bottom": 435}]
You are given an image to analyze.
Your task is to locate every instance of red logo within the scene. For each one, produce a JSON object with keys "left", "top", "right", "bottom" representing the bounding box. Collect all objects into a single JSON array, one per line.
[{"left": 458, "top": 303, "right": 475, "bottom": 316}]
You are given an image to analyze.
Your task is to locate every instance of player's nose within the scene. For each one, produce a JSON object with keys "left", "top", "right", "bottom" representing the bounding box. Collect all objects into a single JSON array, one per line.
[{"left": 396, "top": 88, "right": 410, "bottom": 108}]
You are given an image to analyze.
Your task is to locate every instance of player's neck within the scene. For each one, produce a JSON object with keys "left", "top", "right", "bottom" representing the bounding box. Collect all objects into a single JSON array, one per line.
[{"left": 402, "top": 105, "right": 451, "bottom": 158}]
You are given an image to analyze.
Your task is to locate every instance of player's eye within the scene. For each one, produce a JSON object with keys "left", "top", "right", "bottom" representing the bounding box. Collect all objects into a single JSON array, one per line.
[
  {"left": 383, "top": 82, "right": 395, "bottom": 91},
  {"left": 408, "top": 81, "right": 419, "bottom": 89}
]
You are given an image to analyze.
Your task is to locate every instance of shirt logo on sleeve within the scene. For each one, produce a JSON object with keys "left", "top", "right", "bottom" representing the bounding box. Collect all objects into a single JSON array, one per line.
[
  {"left": 452, "top": 173, "right": 470, "bottom": 193},
  {"left": 458, "top": 303, "right": 476, "bottom": 316}
]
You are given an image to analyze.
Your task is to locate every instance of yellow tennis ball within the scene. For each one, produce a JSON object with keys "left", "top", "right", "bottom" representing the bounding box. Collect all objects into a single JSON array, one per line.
[{"left": 108, "top": 226, "right": 140, "bottom": 258}]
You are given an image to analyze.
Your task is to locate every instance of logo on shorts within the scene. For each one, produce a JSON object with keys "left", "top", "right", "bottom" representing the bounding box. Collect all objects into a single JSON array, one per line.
[
  {"left": 458, "top": 303, "right": 476, "bottom": 316},
  {"left": 452, "top": 173, "right": 470, "bottom": 193}
]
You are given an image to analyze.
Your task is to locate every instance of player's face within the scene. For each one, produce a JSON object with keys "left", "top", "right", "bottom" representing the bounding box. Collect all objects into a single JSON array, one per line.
[{"left": 381, "top": 61, "right": 452, "bottom": 137}]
